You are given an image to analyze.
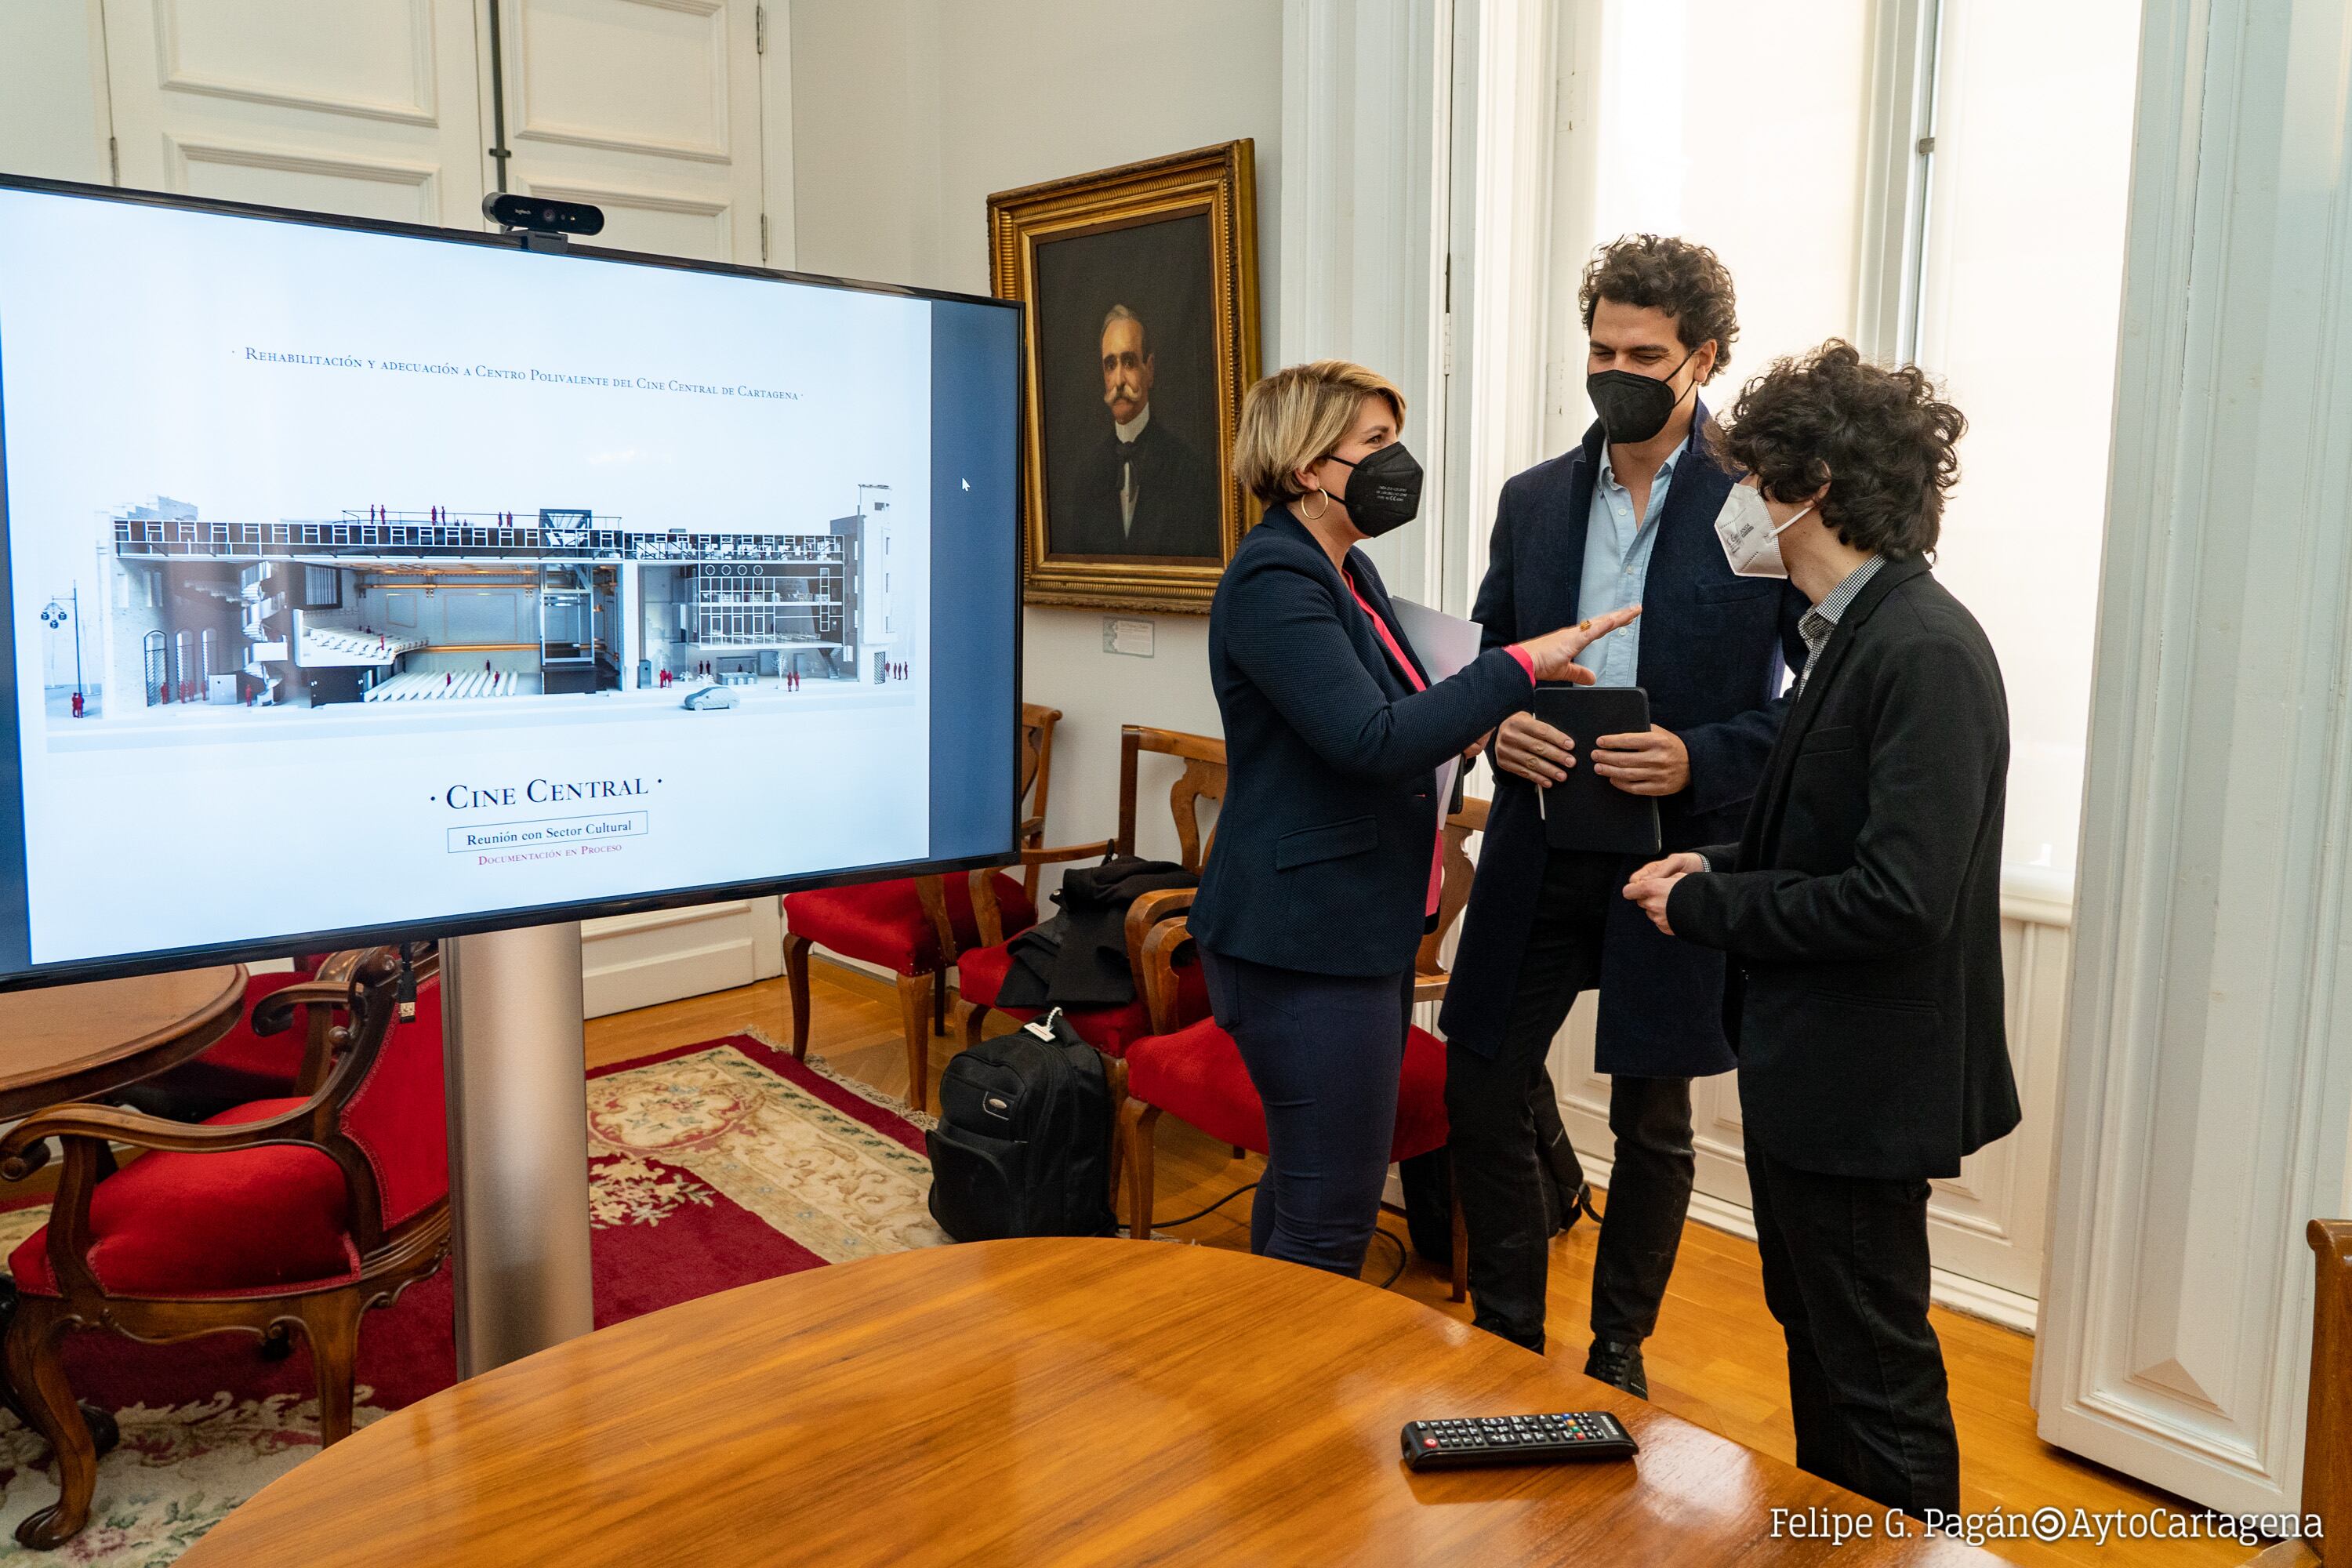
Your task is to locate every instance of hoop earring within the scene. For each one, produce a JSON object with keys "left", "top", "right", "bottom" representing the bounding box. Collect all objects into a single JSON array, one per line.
[{"left": 1300, "top": 487, "right": 1331, "bottom": 521}]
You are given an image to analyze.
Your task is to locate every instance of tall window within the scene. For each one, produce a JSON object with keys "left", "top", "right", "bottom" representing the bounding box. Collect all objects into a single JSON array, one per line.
[
  {"left": 1906, "top": 0, "right": 2140, "bottom": 877},
  {"left": 1578, "top": 1, "right": 1875, "bottom": 437},
  {"left": 1566, "top": 0, "right": 2138, "bottom": 880}
]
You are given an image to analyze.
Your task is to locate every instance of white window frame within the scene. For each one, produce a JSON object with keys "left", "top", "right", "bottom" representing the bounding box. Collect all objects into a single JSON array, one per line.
[{"left": 1853, "top": 0, "right": 1947, "bottom": 368}]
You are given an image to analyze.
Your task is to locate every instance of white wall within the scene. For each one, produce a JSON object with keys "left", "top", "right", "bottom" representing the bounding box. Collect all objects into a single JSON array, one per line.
[
  {"left": 0, "top": 3, "right": 105, "bottom": 183},
  {"left": 789, "top": 0, "right": 1283, "bottom": 862}
]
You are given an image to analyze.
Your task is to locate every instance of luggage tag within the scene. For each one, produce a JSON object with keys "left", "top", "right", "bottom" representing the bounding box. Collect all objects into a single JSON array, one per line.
[{"left": 1022, "top": 1007, "right": 1065, "bottom": 1042}]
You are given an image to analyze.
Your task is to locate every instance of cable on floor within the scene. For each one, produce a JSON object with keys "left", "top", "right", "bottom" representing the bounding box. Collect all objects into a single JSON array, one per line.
[
  {"left": 1119, "top": 1180, "right": 1259, "bottom": 1236},
  {"left": 1118, "top": 1185, "right": 1413, "bottom": 1290},
  {"left": 1372, "top": 1226, "right": 1410, "bottom": 1290}
]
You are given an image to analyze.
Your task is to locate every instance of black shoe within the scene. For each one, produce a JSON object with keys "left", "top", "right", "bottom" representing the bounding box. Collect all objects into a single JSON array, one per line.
[{"left": 1583, "top": 1338, "right": 1649, "bottom": 1399}]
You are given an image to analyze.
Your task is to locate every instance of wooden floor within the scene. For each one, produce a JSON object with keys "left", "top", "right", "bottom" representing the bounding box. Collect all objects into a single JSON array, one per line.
[{"left": 591, "top": 960, "right": 2258, "bottom": 1568}]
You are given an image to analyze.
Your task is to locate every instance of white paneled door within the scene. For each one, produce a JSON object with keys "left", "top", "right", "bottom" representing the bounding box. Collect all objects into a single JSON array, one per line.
[
  {"left": 496, "top": 0, "right": 771, "bottom": 266},
  {"left": 102, "top": 0, "right": 491, "bottom": 226},
  {"left": 93, "top": 0, "right": 791, "bottom": 1011}
]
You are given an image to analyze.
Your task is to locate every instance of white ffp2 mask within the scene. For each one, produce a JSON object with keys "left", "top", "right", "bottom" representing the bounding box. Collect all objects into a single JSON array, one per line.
[{"left": 1713, "top": 485, "right": 1813, "bottom": 578}]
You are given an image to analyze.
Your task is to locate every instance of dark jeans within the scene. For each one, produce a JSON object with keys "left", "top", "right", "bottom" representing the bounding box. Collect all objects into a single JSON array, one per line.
[
  {"left": 1746, "top": 1136, "right": 1961, "bottom": 1521},
  {"left": 1445, "top": 850, "right": 1698, "bottom": 1352},
  {"left": 1201, "top": 948, "right": 1414, "bottom": 1278}
]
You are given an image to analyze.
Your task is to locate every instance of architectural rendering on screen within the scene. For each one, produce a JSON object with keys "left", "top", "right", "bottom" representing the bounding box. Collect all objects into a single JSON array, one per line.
[{"left": 59, "top": 496, "right": 903, "bottom": 722}]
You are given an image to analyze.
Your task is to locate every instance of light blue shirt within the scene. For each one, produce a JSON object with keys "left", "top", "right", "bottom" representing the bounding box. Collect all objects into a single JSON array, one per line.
[{"left": 1577, "top": 434, "right": 1688, "bottom": 687}]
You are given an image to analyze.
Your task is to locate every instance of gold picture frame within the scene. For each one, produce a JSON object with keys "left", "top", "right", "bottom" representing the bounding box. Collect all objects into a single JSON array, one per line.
[{"left": 989, "top": 140, "right": 1261, "bottom": 614}]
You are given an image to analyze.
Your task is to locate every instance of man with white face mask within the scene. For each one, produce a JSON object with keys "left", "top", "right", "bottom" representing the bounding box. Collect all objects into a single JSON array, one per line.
[
  {"left": 1439, "top": 236, "right": 1809, "bottom": 1388},
  {"left": 1624, "top": 340, "right": 2019, "bottom": 1522}
]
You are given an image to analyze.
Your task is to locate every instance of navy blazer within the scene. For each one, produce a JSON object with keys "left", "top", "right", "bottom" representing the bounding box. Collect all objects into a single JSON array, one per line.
[
  {"left": 1439, "top": 410, "right": 1810, "bottom": 1074},
  {"left": 1189, "top": 507, "right": 1537, "bottom": 977}
]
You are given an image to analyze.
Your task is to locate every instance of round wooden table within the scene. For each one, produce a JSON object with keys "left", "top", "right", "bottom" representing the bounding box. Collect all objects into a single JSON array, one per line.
[
  {"left": 180, "top": 1239, "right": 1996, "bottom": 1567},
  {"left": 0, "top": 965, "right": 248, "bottom": 1119}
]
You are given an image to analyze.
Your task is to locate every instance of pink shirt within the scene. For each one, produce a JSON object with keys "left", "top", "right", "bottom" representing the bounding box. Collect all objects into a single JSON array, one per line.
[{"left": 1344, "top": 571, "right": 1537, "bottom": 916}]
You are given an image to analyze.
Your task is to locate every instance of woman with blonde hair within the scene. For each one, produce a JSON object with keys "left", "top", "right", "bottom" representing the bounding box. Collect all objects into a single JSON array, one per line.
[{"left": 1186, "top": 360, "right": 1637, "bottom": 1276}]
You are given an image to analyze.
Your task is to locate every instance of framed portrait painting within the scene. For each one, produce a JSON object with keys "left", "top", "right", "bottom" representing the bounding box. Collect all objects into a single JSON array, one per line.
[{"left": 988, "top": 140, "right": 1261, "bottom": 613}]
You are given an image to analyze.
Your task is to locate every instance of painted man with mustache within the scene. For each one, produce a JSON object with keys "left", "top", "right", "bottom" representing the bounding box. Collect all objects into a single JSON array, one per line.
[{"left": 1054, "top": 303, "right": 1221, "bottom": 558}]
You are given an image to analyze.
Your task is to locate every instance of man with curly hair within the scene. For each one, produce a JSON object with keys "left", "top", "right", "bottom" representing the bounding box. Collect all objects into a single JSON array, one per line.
[
  {"left": 1624, "top": 340, "right": 2020, "bottom": 1519},
  {"left": 1439, "top": 235, "right": 1809, "bottom": 1392}
]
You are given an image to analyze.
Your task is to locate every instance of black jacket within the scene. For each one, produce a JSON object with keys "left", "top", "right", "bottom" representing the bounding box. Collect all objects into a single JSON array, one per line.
[
  {"left": 1439, "top": 412, "right": 1809, "bottom": 1072},
  {"left": 995, "top": 855, "right": 1196, "bottom": 1009},
  {"left": 1666, "top": 557, "right": 2022, "bottom": 1181},
  {"left": 1051, "top": 414, "right": 1221, "bottom": 559},
  {"left": 1189, "top": 507, "right": 1536, "bottom": 977}
]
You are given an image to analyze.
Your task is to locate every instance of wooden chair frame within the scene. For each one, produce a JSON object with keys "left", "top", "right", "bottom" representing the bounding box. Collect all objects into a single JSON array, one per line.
[
  {"left": 950, "top": 725, "right": 1222, "bottom": 1208},
  {"left": 2301, "top": 1219, "right": 2348, "bottom": 1562},
  {"left": 2250, "top": 1218, "right": 2349, "bottom": 1567},
  {"left": 956, "top": 724, "right": 1225, "bottom": 1054},
  {"left": 782, "top": 702, "right": 1063, "bottom": 1112},
  {"left": 0, "top": 949, "right": 448, "bottom": 1550},
  {"left": 1119, "top": 801, "right": 1493, "bottom": 1301}
]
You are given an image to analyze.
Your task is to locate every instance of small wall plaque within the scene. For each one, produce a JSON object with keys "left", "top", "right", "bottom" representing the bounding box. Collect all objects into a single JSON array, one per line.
[{"left": 1103, "top": 617, "right": 1156, "bottom": 658}]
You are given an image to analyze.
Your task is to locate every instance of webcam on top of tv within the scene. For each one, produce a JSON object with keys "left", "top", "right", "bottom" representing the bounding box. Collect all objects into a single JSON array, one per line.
[{"left": 482, "top": 193, "right": 604, "bottom": 252}]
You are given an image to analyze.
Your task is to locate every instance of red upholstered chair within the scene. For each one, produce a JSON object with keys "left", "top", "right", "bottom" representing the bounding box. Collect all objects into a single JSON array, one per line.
[
  {"left": 953, "top": 726, "right": 1224, "bottom": 1098},
  {"left": 114, "top": 949, "right": 371, "bottom": 1122},
  {"left": 782, "top": 703, "right": 1061, "bottom": 1111},
  {"left": 0, "top": 948, "right": 449, "bottom": 1550},
  {"left": 1117, "top": 799, "right": 1492, "bottom": 1298}
]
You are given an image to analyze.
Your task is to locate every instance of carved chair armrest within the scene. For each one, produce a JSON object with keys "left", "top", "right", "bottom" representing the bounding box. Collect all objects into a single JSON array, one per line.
[
  {"left": 0, "top": 1094, "right": 329, "bottom": 1181},
  {"left": 252, "top": 977, "right": 365, "bottom": 1093},
  {"left": 1140, "top": 916, "right": 1198, "bottom": 1036},
  {"left": 1123, "top": 887, "right": 1197, "bottom": 998},
  {"left": 967, "top": 838, "right": 1118, "bottom": 948},
  {"left": 249, "top": 979, "right": 354, "bottom": 1035}
]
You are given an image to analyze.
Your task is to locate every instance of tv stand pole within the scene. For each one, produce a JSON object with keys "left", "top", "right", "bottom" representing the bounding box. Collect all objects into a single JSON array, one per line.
[{"left": 440, "top": 921, "right": 596, "bottom": 1377}]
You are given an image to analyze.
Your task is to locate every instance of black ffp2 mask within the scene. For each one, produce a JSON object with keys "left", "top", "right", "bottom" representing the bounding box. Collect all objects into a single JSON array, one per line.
[
  {"left": 1330, "top": 441, "right": 1425, "bottom": 536},
  {"left": 1586, "top": 347, "right": 1698, "bottom": 445}
]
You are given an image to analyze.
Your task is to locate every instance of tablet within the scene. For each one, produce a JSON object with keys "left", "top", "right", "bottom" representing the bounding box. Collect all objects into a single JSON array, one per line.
[{"left": 1529, "top": 686, "right": 1663, "bottom": 855}]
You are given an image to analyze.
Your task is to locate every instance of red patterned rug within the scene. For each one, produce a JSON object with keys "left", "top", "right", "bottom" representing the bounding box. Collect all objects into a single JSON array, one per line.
[{"left": 0, "top": 1033, "right": 945, "bottom": 1565}]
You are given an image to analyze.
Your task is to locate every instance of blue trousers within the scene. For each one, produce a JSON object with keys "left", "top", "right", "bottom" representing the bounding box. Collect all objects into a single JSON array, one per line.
[{"left": 1202, "top": 948, "right": 1414, "bottom": 1277}]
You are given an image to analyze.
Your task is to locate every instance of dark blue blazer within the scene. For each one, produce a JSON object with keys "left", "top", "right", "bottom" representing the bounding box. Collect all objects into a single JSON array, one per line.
[
  {"left": 1189, "top": 507, "right": 1537, "bottom": 977},
  {"left": 1438, "top": 411, "right": 1809, "bottom": 1074}
]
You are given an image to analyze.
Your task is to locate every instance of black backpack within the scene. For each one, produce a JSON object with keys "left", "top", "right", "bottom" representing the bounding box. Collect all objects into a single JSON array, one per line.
[{"left": 926, "top": 1008, "right": 1116, "bottom": 1241}]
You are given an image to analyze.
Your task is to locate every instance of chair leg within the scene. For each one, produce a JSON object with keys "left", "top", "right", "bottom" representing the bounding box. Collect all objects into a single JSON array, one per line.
[
  {"left": 782, "top": 934, "right": 814, "bottom": 1060},
  {"left": 956, "top": 996, "right": 989, "bottom": 1050},
  {"left": 1448, "top": 1159, "right": 1470, "bottom": 1304},
  {"left": 298, "top": 1290, "right": 365, "bottom": 1447},
  {"left": 5, "top": 1294, "right": 96, "bottom": 1550},
  {"left": 1117, "top": 1097, "right": 1161, "bottom": 1241},
  {"left": 1103, "top": 1056, "right": 1129, "bottom": 1207},
  {"left": 896, "top": 971, "right": 934, "bottom": 1114}
]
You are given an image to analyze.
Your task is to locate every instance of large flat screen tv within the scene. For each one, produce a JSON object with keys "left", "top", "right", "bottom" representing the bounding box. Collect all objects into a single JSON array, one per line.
[{"left": 0, "top": 176, "right": 1022, "bottom": 989}]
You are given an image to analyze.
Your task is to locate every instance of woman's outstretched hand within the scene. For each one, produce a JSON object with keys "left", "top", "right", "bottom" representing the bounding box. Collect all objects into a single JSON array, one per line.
[{"left": 1518, "top": 604, "right": 1642, "bottom": 684}]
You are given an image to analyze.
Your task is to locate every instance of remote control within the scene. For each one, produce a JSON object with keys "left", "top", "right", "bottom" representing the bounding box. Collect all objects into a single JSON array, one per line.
[{"left": 1399, "top": 1411, "right": 1639, "bottom": 1470}]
